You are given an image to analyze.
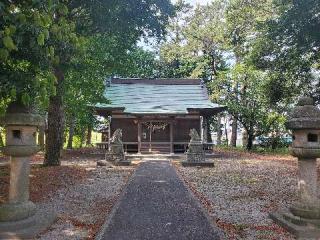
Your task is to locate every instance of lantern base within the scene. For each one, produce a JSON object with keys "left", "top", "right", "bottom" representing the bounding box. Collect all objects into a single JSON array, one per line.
[
  {"left": 0, "top": 207, "right": 56, "bottom": 239},
  {"left": 113, "top": 160, "right": 131, "bottom": 166},
  {"left": 270, "top": 210, "right": 320, "bottom": 239},
  {"left": 181, "top": 161, "right": 214, "bottom": 167},
  {"left": 0, "top": 201, "right": 36, "bottom": 222},
  {"left": 290, "top": 203, "right": 320, "bottom": 219}
]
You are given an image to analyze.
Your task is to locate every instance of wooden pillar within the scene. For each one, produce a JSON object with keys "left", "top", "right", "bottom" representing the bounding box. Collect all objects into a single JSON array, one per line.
[
  {"left": 170, "top": 120, "right": 174, "bottom": 154},
  {"left": 203, "top": 116, "right": 208, "bottom": 143},
  {"left": 138, "top": 120, "right": 141, "bottom": 154},
  {"left": 200, "top": 116, "right": 204, "bottom": 143},
  {"left": 108, "top": 116, "right": 111, "bottom": 151}
]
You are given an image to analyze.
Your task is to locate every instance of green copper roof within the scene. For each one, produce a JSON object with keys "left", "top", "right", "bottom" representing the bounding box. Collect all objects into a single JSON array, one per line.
[{"left": 95, "top": 78, "right": 223, "bottom": 114}]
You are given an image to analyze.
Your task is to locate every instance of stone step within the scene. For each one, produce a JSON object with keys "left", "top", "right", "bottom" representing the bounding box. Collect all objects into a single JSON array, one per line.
[{"left": 126, "top": 154, "right": 184, "bottom": 161}]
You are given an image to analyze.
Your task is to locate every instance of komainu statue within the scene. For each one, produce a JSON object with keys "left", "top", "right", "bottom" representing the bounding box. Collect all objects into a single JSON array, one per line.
[
  {"left": 182, "top": 128, "right": 213, "bottom": 166},
  {"left": 110, "top": 129, "right": 123, "bottom": 144},
  {"left": 189, "top": 128, "right": 201, "bottom": 143},
  {"left": 186, "top": 129, "right": 205, "bottom": 162},
  {"left": 105, "top": 128, "right": 126, "bottom": 163}
]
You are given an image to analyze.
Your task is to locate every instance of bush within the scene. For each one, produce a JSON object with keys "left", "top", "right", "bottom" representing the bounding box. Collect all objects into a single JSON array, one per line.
[{"left": 255, "top": 136, "right": 292, "bottom": 149}]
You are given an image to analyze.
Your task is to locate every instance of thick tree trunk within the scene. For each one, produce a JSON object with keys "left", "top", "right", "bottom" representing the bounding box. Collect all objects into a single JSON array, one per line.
[
  {"left": 38, "top": 125, "right": 45, "bottom": 151},
  {"left": 216, "top": 114, "right": 222, "bottom": 145},
  {"left": 271, "top": 138, "right": 277, "bottom": 150},
  {"left": 230, "top": 116, "right": 237, "bottom": 147},
  {"left": 246, "top": 132, "right": 254, "bottom": 150},
  {"left": 86, "top": 125, "right": 92, "bottom": 146},
  {"left": 67, "top": 115, "right": 76, "bottom": 149},
  {"left": 44, "top": 67, "right": 65, "bottom": 166}
]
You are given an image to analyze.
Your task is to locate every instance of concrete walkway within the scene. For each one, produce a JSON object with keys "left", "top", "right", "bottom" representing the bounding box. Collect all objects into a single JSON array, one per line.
[{"left": 97, "top": 161, "right": 223, "bottom": 240}]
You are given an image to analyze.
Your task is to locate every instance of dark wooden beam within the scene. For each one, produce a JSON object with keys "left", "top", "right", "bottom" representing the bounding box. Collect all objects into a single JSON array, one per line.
[
  {"left": 170, "top": 122, "right": 174, "bottom": 154},
  {"left": 137, "top": 120, "right": 142, "bottom": 154}
]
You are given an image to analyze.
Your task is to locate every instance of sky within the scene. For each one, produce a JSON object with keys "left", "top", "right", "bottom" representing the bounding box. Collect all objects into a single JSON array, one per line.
[
  {"left": 172, "top": 0, "right": 212, "bottom": 5},
  {"left": 138, "top": 0, "right": 213, "bottom": 50}
]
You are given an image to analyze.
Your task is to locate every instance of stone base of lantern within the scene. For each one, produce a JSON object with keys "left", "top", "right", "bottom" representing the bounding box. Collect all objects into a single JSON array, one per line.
[
  {"left": 181, "top": 160, "right": 214, "bottom": 167},
  {"left": 113, "top": 160, "right": 131, "bottom": 166},
  {"left": 0, "top": 201, "right": 36, "bottom": 222},
  {"left": 182, "top": 149, "right": 214, "bottom": 167},
  {"left": 105, "top": 152, "right": 125, "bottom": 162},
  {"left": 0, "top": 207, "right": 56, "bottom": 239},
  {"left": 290, "top": 203, "right": 320, "bottom": 219},
  {"left": 270, "top": 211, "right": 320, "bottom": 239}
]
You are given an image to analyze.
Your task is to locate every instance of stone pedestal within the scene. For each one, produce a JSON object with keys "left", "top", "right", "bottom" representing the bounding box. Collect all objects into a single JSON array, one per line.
[
  {"left": 291, "top": 158, "right": 320, "bottom": 219},
  {"left": 0, "top": 103, "right": 56, "bottom": 239},
  {"left": 0, "top": 157, "right": 36, "bottom": 222},
  {"left": 182, "top": 129, "right": 214, "bottom": 167},
  {"left": 270, "top": 97, "right": 320, "bottom": 239}
]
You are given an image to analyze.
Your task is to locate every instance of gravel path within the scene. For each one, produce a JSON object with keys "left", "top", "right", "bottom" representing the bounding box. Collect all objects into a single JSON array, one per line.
[
  {"left": 176, "top": 157, "right": 301, "bottom": 239},
  {"left": 98, "top": 161, "right": 223, "bottom": 240},
  {"left": 37, "top": 158, "right": 135, "bottom": 240}
]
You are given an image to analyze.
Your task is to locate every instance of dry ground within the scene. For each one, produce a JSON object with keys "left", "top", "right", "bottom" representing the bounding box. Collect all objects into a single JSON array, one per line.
[
  {"left": 0, "top": 148, "right": 136, "bottom": 239},
  {"left": 175, "top": 149, "right": 307, "bottom": 240}
]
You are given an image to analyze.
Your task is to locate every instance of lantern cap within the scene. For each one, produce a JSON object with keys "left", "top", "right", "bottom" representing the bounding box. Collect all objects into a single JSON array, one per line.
[
  {"left": 0, "top": 102, "right": 44, "bottom": 127},
  {"left": 287, "top": 96, "right": 320, "bottom": 130}
]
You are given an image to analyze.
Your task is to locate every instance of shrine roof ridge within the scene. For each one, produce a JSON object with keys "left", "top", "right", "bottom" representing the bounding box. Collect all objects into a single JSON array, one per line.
[
  {"left": 110, "top": 78, "right": 201, "bottom": 85},
  {"left": 95, "top": 78, "right": 226, "bottom": 115}
]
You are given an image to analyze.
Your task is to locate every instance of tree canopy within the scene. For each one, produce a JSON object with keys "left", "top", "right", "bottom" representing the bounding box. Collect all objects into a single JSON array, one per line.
[
  {"left": 1, "top": 0, "right": 318, "bottom": 152},
  {"left": 157, "top": 0, "right": 319, "bottom": 149}
]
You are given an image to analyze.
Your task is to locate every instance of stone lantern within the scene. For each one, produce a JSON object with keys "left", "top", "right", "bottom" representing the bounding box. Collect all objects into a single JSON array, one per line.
[
  {"left": 271, "top": 97, "right": 320, "bottom": 238},
  {"left": 0, "top": 103, "right": 55, "bottom": 239}
]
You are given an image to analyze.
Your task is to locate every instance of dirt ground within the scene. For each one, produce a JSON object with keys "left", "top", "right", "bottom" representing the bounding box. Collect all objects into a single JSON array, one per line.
[
  {"left": 175, "top": 149, "right": 307, "bottom": 239},
  {"left": 0, "top": 148, "right": 136, "bottom": 239},
  {"left": 1, "top": 148, "right": 317, "bottom": 239}
]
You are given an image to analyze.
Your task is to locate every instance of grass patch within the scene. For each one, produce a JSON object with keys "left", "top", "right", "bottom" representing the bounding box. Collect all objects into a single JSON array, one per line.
[{"left": 215, "top": 145, "right": 289, "bottom": 156}]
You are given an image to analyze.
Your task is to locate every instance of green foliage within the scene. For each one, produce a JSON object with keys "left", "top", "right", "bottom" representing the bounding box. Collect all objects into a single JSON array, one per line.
[
  {"left": 158, "top": 0, "right": 228, "bottom": 80},
  {"left": 119, "top": 47, "right": 158, "bottom": 78},
  {"left": 250, "top": 0, "right": 320, "bottom": 104},
  {"left": 60, "top": 1, "right": 174, "bottom": 145},
  {"left": 158, "top": 0, "right": 316, "bottom": 150},
  {"left": 0, "top": 1, "right": 56, "bottom": 108},
  {"left": 0, "top": 1, "right": 174, "bottom": 151},
  {"left": 210, "top": 63, "right": 286, "bottom": 149}
]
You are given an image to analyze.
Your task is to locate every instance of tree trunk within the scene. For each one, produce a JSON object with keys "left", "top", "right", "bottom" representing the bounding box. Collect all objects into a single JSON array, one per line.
[
  {"left": 44, "top": 67, "right": 65, "bottom": 166},
  {"left": 224, "top": 119, "right": 228, "bottom": 146},
  {"left": 230, "top": 116, "right": 237, "bottom": 147},
  {"left": 246, "top": 132, "right": 254, "bottom": 150},
  {"left": 67, "top": 115, "right": 76, "bottom": 149},
  {"left": 242, "top": 129, "right": 248, "bottom": 148},
  {"left": 38, "top": 125, "right": 45, "bottom": 151},
  {"left": 80, "top": 132, "right": 85, "bottom": 148},
  {"left": 86, "top": 125, "right": 92, "bottom": 146},
  {"left": 216, "top": 114, "right": 222, "bottom": 145},
  {"left": 206, "top": 117, "right": 212, "bottom": 143},
  {"left": 0, "top": 127, "right": 4, "bottom": 147}
]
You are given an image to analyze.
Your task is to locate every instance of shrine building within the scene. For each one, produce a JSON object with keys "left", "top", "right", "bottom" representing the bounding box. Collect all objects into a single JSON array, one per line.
[{"left": 94, "top": 78, "right": 224, "bottom": 154}]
